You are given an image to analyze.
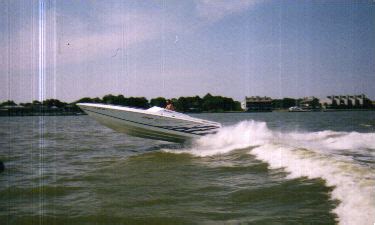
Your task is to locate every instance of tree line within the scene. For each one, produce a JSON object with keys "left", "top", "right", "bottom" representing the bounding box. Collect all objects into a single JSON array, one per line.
[
  {"left": 1, "top": 94, "right": 373, "bottom": 116},
  {"left": 271, "top": 97, "right": 321, "bottom": 109},
  {"left": 0, "top": 93, "right": 242, "bottom": 114},
  {"left": 75, "top": 93, "right": 242, "bottom": 112}
]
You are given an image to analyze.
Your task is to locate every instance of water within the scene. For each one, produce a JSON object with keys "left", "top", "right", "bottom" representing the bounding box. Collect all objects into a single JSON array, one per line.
[{"left": 0, "top": 112, "right": 374, "bottom": 225}]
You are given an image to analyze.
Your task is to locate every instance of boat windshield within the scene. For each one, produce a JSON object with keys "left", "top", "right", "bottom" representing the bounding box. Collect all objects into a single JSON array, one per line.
[{"left": 146, "top": 106, "right": 191, "bottom": 118}]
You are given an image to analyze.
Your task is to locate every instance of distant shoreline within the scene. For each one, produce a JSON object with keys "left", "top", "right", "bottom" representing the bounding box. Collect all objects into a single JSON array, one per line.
[
  {"left": 322, "top": 108, "right": 375, "bottom": 112},
  {"left": 0, "top": 112, "right": 86, "bottom": 117},
  {"left": 1, "top": 109, "right": 374, "bottom": 117},
  {"left": 1, "top": 93, "right": 374, "bottom": 116}
]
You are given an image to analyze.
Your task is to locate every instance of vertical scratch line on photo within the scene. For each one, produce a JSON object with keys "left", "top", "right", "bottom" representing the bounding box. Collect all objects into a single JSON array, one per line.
[
  {"left": 38, "top": 0, "right": 46, "bottom": 222},
  {"left": 52, "top": 0, "right": 57, "bottom": 218},
  {"left": 161, "top": 0, "right": 166, "bottom": 93},
  {"left": 278, "top": 5, "right": 282, "bottom": 99},
  {"left": 6, "top": 1, "right": 10, "bottom": 103},
  {"left": 53, "top": 0, "right": 57, "bottom": 100}
]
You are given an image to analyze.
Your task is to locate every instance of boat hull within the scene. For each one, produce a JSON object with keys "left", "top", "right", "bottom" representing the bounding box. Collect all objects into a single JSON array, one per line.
[{"left": 78, "top": 103, "right": 220, "bottom": 143}]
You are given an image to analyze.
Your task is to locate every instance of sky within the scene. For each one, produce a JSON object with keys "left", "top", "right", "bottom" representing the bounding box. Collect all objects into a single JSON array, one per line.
[{"left": 0, "top": 0, "right": 374, "bottom": 103}]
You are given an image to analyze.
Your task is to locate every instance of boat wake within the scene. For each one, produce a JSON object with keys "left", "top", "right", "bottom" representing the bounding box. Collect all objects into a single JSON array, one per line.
[{"left": 164, "top": 120, "right": 375, "bottom": 225}]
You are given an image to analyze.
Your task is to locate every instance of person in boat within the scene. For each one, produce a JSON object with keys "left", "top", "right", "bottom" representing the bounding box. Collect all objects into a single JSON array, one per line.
[{"left": 165, "top": 100, "right": 175, "bottom": 111}]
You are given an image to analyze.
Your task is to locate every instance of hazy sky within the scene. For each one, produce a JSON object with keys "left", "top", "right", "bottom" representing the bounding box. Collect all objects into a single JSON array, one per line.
[{"left": 1, "top": 0, "right": 374, "bottom": 103}]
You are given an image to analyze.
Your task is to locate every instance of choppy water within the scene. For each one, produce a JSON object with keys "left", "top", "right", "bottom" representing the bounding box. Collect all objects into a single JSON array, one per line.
[{"left": 0, "top": 112, "right": 374, "bottom": 225}]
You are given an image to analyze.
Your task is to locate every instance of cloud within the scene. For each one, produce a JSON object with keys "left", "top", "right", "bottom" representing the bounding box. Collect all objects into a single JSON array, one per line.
[
  {"left": 0, "top": 0, "right": 263, "bottom": 71},
  {"left": 56, "top": 9, "right": 174, "bottom": 65},
  {"left": 0, "top": 3, "right": 178, "bottom": 71},
  {"left": 195, "top": 0, "right": 262, "bottom": 23},
  {"left": 0, "top": 0, "right": 267, "bottom": 102},
  {"left": 57, "top": 14, "right": 158, "bottom": 63}
]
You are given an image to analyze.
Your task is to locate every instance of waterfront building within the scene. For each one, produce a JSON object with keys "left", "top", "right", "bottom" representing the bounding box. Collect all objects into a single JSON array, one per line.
[
  {"left": 242, "top": 96, "right": 273, "bottom": 112},
  {"left": 325, "top": 94, "right": 372, "bottom": 108}
]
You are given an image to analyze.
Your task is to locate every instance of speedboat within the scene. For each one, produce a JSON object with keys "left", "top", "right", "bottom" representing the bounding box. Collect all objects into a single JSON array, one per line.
[
  {"left": 288, "top": 106, "right": 312, "bottom": 112},
  {"left": 77, "top": 103, "right": 221, "bottom": 143}
]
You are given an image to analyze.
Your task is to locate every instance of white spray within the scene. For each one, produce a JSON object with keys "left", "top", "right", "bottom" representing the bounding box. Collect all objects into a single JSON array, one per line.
[{"left": 171, "top": 120, "right": 375, "bottom": 225}]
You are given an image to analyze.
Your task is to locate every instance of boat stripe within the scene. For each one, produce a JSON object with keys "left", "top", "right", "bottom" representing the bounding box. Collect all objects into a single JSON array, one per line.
[
  {"left": 161, "top": 125, "right": 219, "bottom": 131},
  {"left": 173, "top": 127, "right": 218, "bottom": 132}
]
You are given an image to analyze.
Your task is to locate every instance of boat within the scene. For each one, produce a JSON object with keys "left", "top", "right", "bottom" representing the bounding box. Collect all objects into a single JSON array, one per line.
[
  {"left": 77, "top": 103, "right": 222, "bottom": 143},
  {"left": 288, "top": 106, "right": 312, "bottom": 112}
]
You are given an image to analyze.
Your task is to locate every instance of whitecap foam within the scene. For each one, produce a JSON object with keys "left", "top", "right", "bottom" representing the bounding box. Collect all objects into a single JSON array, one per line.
[
  {"left": 167, "top": 120, "right": 375, "bottom": 225},
  {"left": 252, "top": 144, "right": 374, "bottom": 225},
  {"left": 287, "top": 131, "right": 375, "bottom": 156}
]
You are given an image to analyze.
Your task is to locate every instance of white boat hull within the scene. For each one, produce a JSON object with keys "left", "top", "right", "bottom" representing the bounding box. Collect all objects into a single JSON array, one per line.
[{"left": 77, "top": 103, "right": 221, "bottom": 143}]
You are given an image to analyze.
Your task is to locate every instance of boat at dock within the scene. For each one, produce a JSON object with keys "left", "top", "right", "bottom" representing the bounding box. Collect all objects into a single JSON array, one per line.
[{"left": 288, "top": 106, "right": 312, "bottom": 112}]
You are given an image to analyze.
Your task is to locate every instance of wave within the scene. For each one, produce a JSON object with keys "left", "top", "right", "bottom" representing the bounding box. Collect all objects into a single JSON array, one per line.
[{"left": 166, "top": 120, "right": 375, "bottom": 225}]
